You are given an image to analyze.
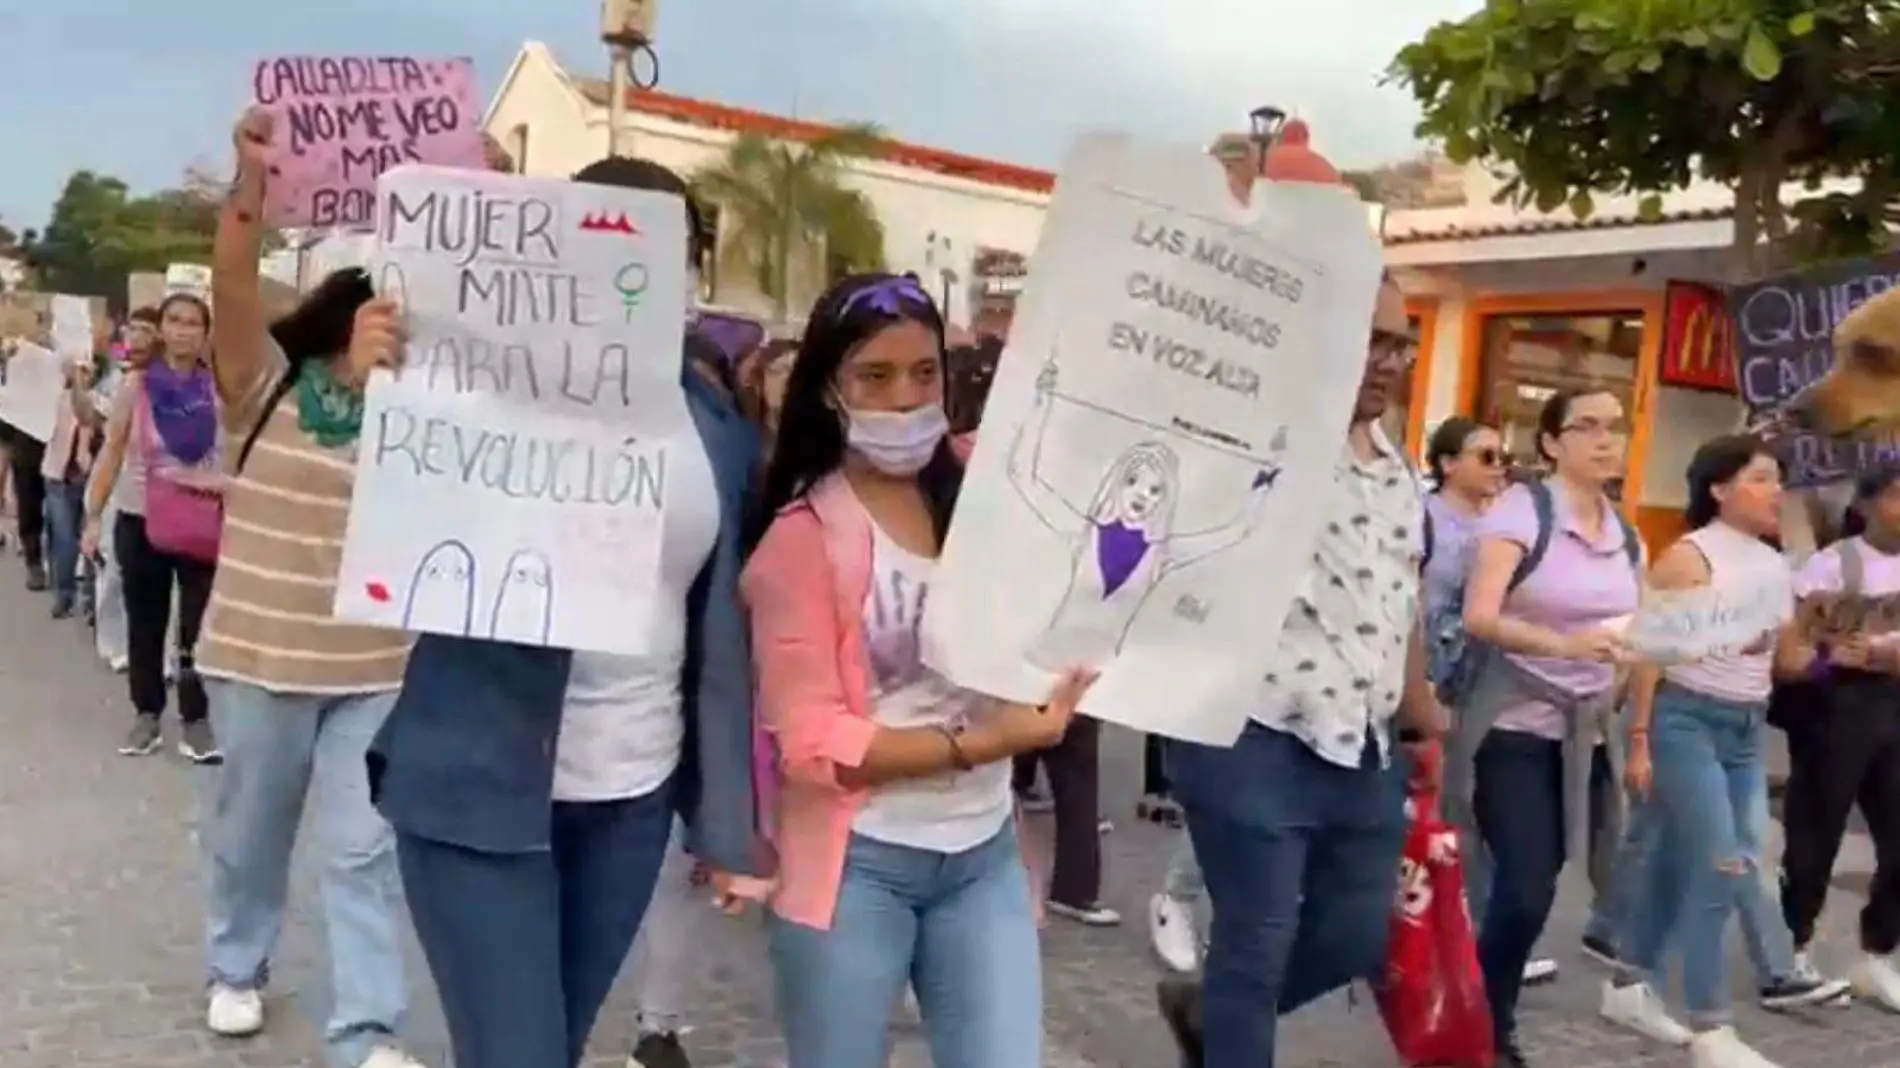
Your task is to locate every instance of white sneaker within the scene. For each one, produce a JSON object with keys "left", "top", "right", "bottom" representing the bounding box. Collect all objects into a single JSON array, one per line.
[
  {"left": 1852, "top": 952, "right": 1900, "bottom": 1011},
  {"left": 205, "top": 984, "right": 264, "bottom": 1037},
  {"left": 358, "top": 1048, "right": 426, "bottom": 1068},
  {"left": 1148, "top": 893, "right": 1201, "bottom": 973},
  {"left": 1689, "top": 1027, "right": 1782, "bottom": 1068},
  {"left": 1599, "top": 980, "right": 1693, "bottom": 1046},
  {"left": 1522, "top": 957, "right": 1559, "bottom": 985}
]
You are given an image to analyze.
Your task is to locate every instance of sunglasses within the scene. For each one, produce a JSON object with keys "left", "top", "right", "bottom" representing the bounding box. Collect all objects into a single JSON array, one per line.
[{"left": 1468, "top": 447, "right": 1502, "bottom": 467}]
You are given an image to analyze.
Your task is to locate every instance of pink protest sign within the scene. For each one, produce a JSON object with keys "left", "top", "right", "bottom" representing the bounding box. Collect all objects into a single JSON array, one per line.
[{"left": 252, "top": 56, "right": 484, "bottom": 229}]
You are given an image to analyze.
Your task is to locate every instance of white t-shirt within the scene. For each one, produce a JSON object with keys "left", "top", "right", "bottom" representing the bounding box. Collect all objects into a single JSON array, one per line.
[
  {"left": 552, "top": 432, "right": 721, "bottom": 802},
  {"left": 851, "top": 524, "right": 1011, "bottom": 852}
]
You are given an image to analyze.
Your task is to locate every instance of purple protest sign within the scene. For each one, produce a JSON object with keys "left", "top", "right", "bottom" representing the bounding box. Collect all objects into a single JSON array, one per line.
[{"left": 251, "top": 56, "right": 484, "bottom": 229}]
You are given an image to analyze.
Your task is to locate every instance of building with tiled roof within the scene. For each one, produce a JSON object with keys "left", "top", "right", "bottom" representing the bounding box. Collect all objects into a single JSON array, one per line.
[{"left": 482, "top": 41, "right": 1051, "bottom": 325}]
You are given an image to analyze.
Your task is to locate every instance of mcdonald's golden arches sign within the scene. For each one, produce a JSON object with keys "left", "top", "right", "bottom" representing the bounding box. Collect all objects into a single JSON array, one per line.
[{"left": 1659, "top": 281, "right": 1737, "bottom": 392}]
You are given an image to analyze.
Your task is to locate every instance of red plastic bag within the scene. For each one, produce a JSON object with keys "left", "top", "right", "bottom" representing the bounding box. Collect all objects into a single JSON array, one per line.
[{"left": 1375, "top": 788, "right": 1494, "bottom": 1068}]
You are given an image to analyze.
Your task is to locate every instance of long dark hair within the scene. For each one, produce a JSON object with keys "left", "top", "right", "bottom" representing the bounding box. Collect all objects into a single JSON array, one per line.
[
  {"left": 1683, "top": 434, "right": 1780, "bottom": 530},
  {"left": 750, "top": 273, "right": 961, "bottom": 550},
  {"left": 1425, "top": 416, "right": 1484, "bottom": 490},
  {"left": 269, "top": 267, "right": 375, "bottom": 362}
]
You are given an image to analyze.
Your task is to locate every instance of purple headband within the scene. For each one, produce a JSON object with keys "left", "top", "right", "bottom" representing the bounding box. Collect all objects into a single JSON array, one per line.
[{"left": 839, "top": 275, "right": 934, "bottom": 321}]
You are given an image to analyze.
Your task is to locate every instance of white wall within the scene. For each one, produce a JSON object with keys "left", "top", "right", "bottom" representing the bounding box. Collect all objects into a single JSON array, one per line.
[{"left": 1645, "top": 387, "right": 1744, "bottom": 507}]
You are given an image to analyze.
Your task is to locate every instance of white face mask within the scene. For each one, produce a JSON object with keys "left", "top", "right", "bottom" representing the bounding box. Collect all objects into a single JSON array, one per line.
[{"left": 843, "top": 404, "right": 950, "bottom": 476}]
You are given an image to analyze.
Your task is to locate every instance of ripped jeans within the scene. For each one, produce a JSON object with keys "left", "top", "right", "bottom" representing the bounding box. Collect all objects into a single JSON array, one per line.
[{"left": 1617, "top": 683, "right": 1771, "bottom": 1026}]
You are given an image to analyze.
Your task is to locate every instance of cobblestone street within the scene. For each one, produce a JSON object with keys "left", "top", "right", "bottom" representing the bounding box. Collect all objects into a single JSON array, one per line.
[{"left": 4, "top": 558, "right": 1900, "bottom": 1067}]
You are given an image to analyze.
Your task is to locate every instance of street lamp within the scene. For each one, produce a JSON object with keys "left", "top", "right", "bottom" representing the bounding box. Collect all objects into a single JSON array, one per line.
[
  {"left": 1247, "top": 106, "right": 1287, "bottom": 173},
  {"left": 601, "top": 0, "right": 661, "bottom": 157}
]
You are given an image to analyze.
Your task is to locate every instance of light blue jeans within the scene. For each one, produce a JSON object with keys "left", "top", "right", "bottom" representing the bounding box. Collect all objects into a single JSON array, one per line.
[
  {"left": 768, "top": 826, "right": 1041, "bottom": 1068},
  {"left": 1618, "top": 685, "right": 1776, "bottom": 1025},
  {"left": 203, "top": 680, "right": 408, "bottom": 1068},
  {"left": 1590, "top": 787, "right": 1799, "bottom": 984}
]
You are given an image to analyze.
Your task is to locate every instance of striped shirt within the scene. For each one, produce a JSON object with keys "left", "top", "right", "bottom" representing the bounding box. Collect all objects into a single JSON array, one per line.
[{"left": 196, "top": 340, "right": 410, "bottom": 693}]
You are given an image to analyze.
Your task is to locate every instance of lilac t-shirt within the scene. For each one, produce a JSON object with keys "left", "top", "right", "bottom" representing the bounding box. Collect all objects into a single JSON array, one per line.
[
  {"left": 1793, "top": 539, "right": 1900, "bottom": 647},
  {"left": 1422, "top": 494, "right": 1482, "bottom": 621},
  {"left": 1475, "top": 482, "right": 1641, "bottom": 738}
]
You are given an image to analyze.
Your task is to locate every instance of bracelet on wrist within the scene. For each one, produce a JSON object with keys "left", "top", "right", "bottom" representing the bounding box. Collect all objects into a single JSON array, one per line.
[{"left": 934, "top": 724, "right": 973, "bottom": 771}]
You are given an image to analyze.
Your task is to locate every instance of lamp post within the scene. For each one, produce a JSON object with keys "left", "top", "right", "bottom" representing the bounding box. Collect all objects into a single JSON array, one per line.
[
  {"left": 1247, "top": 105, "right": 1287, "bottom": 176},
  {"left": 601, "top": 0, "right": 661, "bottom": 157}
]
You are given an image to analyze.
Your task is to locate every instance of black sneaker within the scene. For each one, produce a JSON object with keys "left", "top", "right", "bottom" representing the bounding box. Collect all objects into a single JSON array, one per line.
[
  {"left": 1761, "top": 974, "right": 1852, "bottom": 1010},
  {"left": 1496, "top": 1032, "right": 1533, "bottom": 1068},
  {"left": 1581, "top": 933, "right": 1621, "bottom": 967},
  {"left": 1138, "top": 794, "right": 1185, "bottom": 826},
  {"left": 50, "top": 599, "right": 73, "bottom": 620},
  {"left": 629, "top": 1031, "right": 692, "bottom": 1068},
  {"left": 119, "top": 714, "right": 162, "bottom": 756},
  {"left": 1157, "top": 977, "right": 1203, "bottom": 1068},
  {"left": 179, "top": 720, "right": 223, "bottom": 765}
]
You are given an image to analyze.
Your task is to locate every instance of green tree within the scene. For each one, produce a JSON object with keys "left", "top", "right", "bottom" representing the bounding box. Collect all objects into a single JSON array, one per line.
[
  {"left": 692, "top": 125, "right": 888, "bottom": 319},
  {"left": 29, "top": 167, "right": 277, "bottom": 306},
  {"left": 1389, "top": 1, "right": 1900, "bottom": 276}
]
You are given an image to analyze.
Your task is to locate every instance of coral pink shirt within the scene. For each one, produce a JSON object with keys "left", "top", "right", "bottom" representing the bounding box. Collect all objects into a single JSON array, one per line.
[
  {"left": 742, "top": 437, "right": 986, "bottom": 931},
  {"left": 742, "top": 473, "right": 890, "bottom": 930}
]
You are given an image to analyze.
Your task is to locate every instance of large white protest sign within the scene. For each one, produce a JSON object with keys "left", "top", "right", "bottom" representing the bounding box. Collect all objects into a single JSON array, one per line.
[
  {"left": 332, "top": 165, "right": 691, "bottom": 653},
  {"left": 0, "top": 341, "right": 67, "bottom": 441},
  {"left": 50, "top": 294, "right": 91, "bottom": 359},
  {"left": 921, "top": 134, "right": 1385, "bottom": 745},
  {"left": 1626, "top": 577, "right": 1793, "bottom": 664}
]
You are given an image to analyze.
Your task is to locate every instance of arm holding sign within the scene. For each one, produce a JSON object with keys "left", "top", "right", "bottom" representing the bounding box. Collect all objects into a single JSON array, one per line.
[
  {"left": 80, "top": 375, "right": 139, "bottom": 559},
  {"left": 211, "top": 107, "right": 278, "bottom": 410},
  {"left": 1005, "top": 361, "right": 1088, "bottom": 532},
  {"left": 1463, "top": 491, "right": 1629, "bottom": 662},
  {"left": 742, "top": 507, "right": 1095, "bottom": 791}
]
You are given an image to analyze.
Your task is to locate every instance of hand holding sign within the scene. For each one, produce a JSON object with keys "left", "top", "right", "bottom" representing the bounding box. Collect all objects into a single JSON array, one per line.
[
  {"left": 345, "top": 298, "right": 406, "bottom": 388},
  {"left": 235, "top": 107, "right": 275, "bottom": 172}
]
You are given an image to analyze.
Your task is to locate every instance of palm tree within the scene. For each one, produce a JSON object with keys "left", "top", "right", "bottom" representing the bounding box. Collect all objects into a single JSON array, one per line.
[{"left": 692, "top": 124, "right": 888, "bottom": 319}]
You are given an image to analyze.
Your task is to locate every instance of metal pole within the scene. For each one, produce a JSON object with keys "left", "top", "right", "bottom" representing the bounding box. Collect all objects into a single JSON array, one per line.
[{"left": 608, "top": 47, "right": 631, "bottom": 157}]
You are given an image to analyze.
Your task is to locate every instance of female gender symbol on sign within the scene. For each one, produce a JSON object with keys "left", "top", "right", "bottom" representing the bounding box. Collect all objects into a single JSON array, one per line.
[{"left": 614, "top": 263, "right": 649, "bottom": 322}]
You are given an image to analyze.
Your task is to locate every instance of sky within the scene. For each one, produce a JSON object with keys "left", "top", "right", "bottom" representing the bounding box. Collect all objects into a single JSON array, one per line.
[{"left": 0, "top": 0, "right": 1481, "bottom": 232}]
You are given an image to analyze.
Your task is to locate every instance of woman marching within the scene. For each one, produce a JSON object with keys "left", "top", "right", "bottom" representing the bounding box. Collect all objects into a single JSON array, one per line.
[
  {"left": 1602, "top": 435, "right": 1844, "bottom": 1068},
  {"left": 743, "top": 271, "right": 1095, "bottom": 1068},
  {"left": 368, "top": 154, "right": 767, "bottom": 1068},
  {"left": 83, "top": 291, "right": 224, "bottom": 764}
]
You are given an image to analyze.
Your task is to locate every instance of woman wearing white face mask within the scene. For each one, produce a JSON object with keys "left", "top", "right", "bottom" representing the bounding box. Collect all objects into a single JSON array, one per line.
[
  {"left": 368, "top": 156, "right": 767, "bottom": 1068},
  {"left": 743, "top": 272, "right": 1096, "bottom": 1068}
]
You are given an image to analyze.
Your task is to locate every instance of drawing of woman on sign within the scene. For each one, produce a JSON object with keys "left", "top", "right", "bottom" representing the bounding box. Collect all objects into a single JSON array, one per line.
[{"left": 1008, "top": 358, "right": 1284, "bottom": 671}]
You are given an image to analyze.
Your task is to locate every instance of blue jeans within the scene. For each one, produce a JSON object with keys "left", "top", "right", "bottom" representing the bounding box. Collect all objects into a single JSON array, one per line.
[
  {"left": 203, "top": 681, "right": 407, "bottom": 1068},
  {"left": 1590, "top": 790, "right": 1799, "bottom": 985},
  {"left": 399, "top": 780, "right": 676, "bottom": 1068},
  {"left": 1620, "top": 685, "right": 1773, "bottom": 1024},
  {"left": 43, "top": 478, "right": 83, "bottom": 608},
  {"left": 768, "top": 826, "right": 1041, "bottom": 1068},
  {"left": 1168, "top": 724, "right": 1406, "bottom": 1068}
]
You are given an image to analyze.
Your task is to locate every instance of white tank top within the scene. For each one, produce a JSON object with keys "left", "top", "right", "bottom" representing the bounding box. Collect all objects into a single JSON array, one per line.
[{"left": 1662, "top": 521, "right": 1790, "bottom": 704}]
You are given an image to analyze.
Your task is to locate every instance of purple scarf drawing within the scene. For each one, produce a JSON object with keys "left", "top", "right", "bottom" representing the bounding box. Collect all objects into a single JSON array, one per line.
[
  {"left": 1095, "top": 521, "right": 1151, "bottom": 596},
  {"left": 143, "top": 362, "right": 218, "bottom": 466}
]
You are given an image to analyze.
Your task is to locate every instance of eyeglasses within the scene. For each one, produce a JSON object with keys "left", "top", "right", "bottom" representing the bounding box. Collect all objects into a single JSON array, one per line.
[
  {"left": 1368, "top": 329, "right": 1418, "bottom": 368},
  {"left": 1560, "top": 417, "right": 1632, "bottom": 439},
  {"left": 1467, "top": 447, "right": 1502, "bottom": 467}
]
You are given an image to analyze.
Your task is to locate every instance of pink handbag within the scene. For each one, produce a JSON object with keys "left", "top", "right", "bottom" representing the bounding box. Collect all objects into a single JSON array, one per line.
[{"left": 137, "top": 394, "right": 224, "bottom": 563}]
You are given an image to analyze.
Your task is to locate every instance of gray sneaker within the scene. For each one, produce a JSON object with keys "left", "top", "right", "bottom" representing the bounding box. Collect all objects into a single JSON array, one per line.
[
  {"left": 179, "top": 720, "right": 222, "bottom": 765},
  {"left": 119, "top": 714, "right": 162, "bottom": 756}
]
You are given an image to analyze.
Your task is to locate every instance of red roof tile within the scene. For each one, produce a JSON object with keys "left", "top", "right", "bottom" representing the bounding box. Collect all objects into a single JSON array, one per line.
[
  {"left": 1384, "top": 205, "right": 1731, "bottom": 245},
  {"left": 574, "top": 80, "right": 1055, "bottom": 195}
]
